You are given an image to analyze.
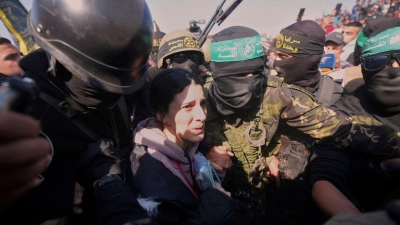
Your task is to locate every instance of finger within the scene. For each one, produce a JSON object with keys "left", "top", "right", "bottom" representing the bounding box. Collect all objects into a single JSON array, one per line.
[
  {"left": 276, "top": 175, "right": 281, "bottom": 188},
  {"left": 0, "top": 137, "right": 51, "bottom": 166},
  {"left": 73, "top": 206, "right": 83, "bottom": 215},
  {"left": 0, "top": 112, "right": 41, "bottom": 141},
  {"left": 211, "top": 160, "right": 230, "bottom": 169},
  {"left": 210, "top": 161, "right": 224, "bottom": 171},
  {"left": 217, "top": 146, "right": 227, "bottom": 152},
  {"left": 0, "top": 177, "right": 41, "bottom": 214},
  {"left": 227, "top": 151, "right": 234, "bottom": 157},
  {"left": 0, "top": 154, "right": 50, "bottom": 189}
]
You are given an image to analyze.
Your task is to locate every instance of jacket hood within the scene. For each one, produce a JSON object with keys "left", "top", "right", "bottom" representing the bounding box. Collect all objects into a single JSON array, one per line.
[{"left": 133, "top": 117, "right": 200, "bottom": 197}]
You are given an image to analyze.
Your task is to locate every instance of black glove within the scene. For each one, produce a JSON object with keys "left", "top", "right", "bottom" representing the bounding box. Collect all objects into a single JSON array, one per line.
[{"left": 77, "top": 138, "right": 122, "bottom": 188}]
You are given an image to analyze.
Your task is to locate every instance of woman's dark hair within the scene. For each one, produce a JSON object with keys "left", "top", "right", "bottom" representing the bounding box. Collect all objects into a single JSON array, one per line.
[{"left": 149, "top": 68, "right": 203, "bottom": 119}]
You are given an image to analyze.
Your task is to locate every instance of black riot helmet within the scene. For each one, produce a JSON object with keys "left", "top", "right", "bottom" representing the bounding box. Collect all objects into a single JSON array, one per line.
[{"left": 28, "top": 0, "right": 153, "bottom": 94}]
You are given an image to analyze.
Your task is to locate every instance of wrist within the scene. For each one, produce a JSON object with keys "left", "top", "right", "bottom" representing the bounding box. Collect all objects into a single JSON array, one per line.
[{"left": 94, "top": 174, "right": 122, "bottom": 188}]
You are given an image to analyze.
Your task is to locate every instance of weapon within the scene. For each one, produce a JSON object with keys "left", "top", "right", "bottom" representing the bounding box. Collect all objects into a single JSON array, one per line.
[
  {"left": 0, "top": 76, "right": 40, "bottom": 113},
  {"left": 198, "top": 0, "right": 243, "bottom": 46}
]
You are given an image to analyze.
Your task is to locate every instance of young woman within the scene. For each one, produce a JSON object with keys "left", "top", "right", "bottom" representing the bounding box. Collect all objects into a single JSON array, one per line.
[{"left": 127, "top": 68, "right": 234, "bottom": 225}]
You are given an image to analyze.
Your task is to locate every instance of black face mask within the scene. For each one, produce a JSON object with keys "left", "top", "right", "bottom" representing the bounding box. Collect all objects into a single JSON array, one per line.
[
  {"left": 170, "top": 59, "right": 200, "bottom": 76},
  {"left": 150, "top": 54, "right": 158, "bottom": 66},
  {"left": 363, "top": 67, "right": 400, "bottom": 111},
  {"left": 208, "top": 74, "right": 263, "bottom": 116},
  {"left": 274, "top": 54, "right": 321, "bottom": 93},
  {"left": 52, "top": 62, "right": 121, "bottom": 112}
]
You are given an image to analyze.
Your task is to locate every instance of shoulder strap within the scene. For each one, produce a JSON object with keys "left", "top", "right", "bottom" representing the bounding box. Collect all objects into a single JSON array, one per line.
[
  {"left": 316, "top": 76, "right": 335, "bottom": 106},
  {"left": 116, "top": 96, "right": 130, "bottom": 133},
  {"left": 39, "top": 92, "right": 99, "bottom": 141}
]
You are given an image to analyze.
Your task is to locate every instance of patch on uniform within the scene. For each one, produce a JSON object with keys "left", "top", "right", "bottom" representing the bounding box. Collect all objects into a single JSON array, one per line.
[
  {"left": 184, "top": 36, "right": 200, "bottom": 48},
  {"left": 276, "top": 33, "right": 284, "bottom": 49},
  {"left": 153, "top": 38, "right": 162, "bottom": 47}
]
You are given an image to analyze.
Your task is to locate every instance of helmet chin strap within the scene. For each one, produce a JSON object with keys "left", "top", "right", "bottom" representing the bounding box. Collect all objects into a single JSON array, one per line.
[{"left": 166, "top": 58, "right": 173, "bottom": 68}]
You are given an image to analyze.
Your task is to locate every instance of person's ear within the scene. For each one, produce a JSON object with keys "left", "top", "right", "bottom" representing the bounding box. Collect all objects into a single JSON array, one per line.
[{"left": 156, "top": 112, "right": 170, "bottom": 126}]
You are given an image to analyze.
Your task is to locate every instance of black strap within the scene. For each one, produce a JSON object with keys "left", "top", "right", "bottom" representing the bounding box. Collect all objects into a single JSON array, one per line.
[
  {"left": 316, "top": 76, "right": 335, "bottom": 106},
  {"left": 39, "top": 92, "right": 99, "bottom": 141},
  {"left": 116, "top": 96, "right": 130, "bottom": 133}
]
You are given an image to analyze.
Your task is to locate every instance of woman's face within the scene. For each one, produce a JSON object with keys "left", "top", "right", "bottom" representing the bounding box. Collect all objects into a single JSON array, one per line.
[{"left": 161, "top": 82, "right": 207, "bottom": 149}]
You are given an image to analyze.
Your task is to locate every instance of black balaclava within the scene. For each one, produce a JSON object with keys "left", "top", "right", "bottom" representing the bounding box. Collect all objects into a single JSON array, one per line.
[
  {"left": 273, "top": 20, "right": 325, "bottom": 93},
  {"left": 50, "top": 59, "right": 121, "bottom": 113},
  {"left": 168, "top": 56, "right": 200, "bottom": 76},
  {"left": 360, "top": 18, "right": 400, "bottom": 111},
  {"left": 208, "top": 26, "right": 265, "bottom": 116}
]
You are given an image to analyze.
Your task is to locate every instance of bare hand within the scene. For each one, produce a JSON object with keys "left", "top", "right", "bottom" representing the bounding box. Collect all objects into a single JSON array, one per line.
[
  {"left": 261, "top": 42, "right": 270, "bottom": 53},
  {"left": 73, "top": 182, "right": 84, "bottom": 215},
  {"left": 321, "top": 16, "right": 333, "bottom": 30},
  {"left": 0, "top": 111, "right": 51, "bottom": 214},
  {"left": 206, "top": 146, "right": 234, "bottom": 180},
  {"left": 199, "top": 65, "right": 208, "bottom": 77},
  {"left": 380, "top": 158, "right": 400, "bottom": 173},
  {"left": 266, "top": 155, "right": 280, "bottom": 188},
  {"left": 215, "top": 182, "right": 231, "bottom": 197}
]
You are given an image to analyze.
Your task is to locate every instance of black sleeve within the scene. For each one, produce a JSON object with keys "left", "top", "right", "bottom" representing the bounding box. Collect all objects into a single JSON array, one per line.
[
  {"left": 309, "top": 145, "right": 352, "bottom": 194},
  {"left": 93, "top": 179, "right": 157, "bottom": 225},
  {"left": 184, "top": 188, "right": 235, "bottom": 225},
  {"left": 346, "top": 52, "right": 355, "bottom": 66}
]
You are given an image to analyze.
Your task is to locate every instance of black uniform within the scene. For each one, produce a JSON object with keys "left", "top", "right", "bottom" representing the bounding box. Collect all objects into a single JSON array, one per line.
[{"left": 0, "top": 50, "right": 151, "bottom": 225}]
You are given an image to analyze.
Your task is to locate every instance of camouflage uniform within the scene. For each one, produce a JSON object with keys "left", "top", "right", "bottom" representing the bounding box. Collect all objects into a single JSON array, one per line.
[{"left": 204, "top": 74, "right": 400, "bottom": 224}]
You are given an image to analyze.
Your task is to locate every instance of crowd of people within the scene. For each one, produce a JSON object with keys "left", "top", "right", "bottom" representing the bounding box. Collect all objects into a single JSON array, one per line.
[{"left": 1, "top": 0, "right": 400, "bottom": 225}]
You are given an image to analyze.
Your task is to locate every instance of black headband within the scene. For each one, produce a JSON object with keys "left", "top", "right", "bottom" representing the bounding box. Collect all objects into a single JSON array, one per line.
[
  {"left": 276, "top": 30, "right": 324, "bottom": 55},
  {"left": 158, "top": 36, "right": 201, "bottom": 58}
]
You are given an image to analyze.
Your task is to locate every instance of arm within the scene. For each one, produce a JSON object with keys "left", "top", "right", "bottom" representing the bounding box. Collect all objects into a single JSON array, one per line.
[
  {"left": 185, "top": 188, "right": 235, "bottom": 225},
  {"left": 0, "top": 111, "right": 51, "bottom": 214},
  {"left": 312, "top": 181, "right": 361, "bottom": 216},
  {"left": 278, "top": 84, "right": 400, "bottom": 157},
  {"left": 78, "top": 139, "right": 155, "bottom": 225}
]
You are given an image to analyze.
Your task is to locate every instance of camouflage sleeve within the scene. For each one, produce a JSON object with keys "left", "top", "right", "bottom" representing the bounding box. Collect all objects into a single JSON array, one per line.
[{"left": 278, "top": 84, "right": 400, "bottom": 157}]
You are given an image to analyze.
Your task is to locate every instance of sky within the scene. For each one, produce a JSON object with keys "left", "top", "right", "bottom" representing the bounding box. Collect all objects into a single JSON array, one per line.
[{"left": 1, "top": 0, "right": 358, "bottom": 45}]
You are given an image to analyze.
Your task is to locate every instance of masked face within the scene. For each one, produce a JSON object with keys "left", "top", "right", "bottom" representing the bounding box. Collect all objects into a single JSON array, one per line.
[
  {"left": 363, "top": 67, "right": 400, "bottom": 109},
  {"left": 208, "top": 73, "right": 263, "bottom": 115},
  {"left": 167, "top": 52, "right": 202, "bottom": 75},
  {"left": 53, "top": 61, "right": 121, "bottom": 112}
]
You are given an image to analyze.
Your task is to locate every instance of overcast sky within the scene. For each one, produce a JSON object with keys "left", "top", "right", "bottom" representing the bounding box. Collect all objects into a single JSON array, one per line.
[{"left": 1, "top": 0, "right": 357, "bottom": 45}]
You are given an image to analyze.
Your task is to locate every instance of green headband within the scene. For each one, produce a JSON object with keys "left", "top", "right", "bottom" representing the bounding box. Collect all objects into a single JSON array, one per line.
[
  {"left": 356, "top": 29, "right": 368, "bottom": 48},
  {"left": 210, "top": 35, "right": 264, "bottom": 62},
  {"left": 362, "top": 27, "right": 400, "bottom": 57}
]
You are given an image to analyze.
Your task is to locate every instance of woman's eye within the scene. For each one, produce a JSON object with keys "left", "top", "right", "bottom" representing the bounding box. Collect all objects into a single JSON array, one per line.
[{"left": 182, "top": 105, "right": 192, "bottom": 109}]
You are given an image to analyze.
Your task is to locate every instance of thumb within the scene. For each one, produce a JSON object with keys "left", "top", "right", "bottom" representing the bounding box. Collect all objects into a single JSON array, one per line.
[{"left": 227, "top": 151, "right": 234, "bottom": 157}]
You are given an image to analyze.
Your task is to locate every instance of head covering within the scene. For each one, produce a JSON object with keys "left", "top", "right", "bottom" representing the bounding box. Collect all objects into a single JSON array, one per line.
[
  {"left": 208, "top": 26, "right": 264, "bottom": 116},
  {"left": 157, "top": 30, "right": 204, "bottom": 69},
  {"left": 152, "top": 31, "right": 166, "bottom": 53},
  {"left": 360, "top": 19, "right": 400, "bottom": 111},
  {"left": 273, "top": 20, "right": 325, "bottom": 93},
  {"left": 210, "top": 26, "right": 265, "bottom": 77},
  {"left": 354, "top": 17, "right": 399, "bottom": 65},
  {"left": 326, "top": 32, "right": 344, "bottom": 45}
]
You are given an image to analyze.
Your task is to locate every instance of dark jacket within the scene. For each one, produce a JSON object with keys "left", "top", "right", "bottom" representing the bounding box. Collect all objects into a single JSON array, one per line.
[
  {"left": 0, "top": 49, "right": 150, "bottom": 225},
  {"left": 310, "top": 85, "right": 400, "bottom": 212},
  {"left": 127, "top": 144, "right": 235, "bottom": 225}
]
